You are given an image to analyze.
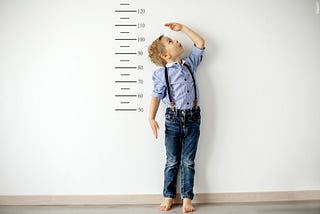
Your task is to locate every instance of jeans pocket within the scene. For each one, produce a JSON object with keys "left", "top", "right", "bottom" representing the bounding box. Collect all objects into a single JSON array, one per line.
[
  {"left": 192, "top": 111, "right": 201, "bottom": 120},
  {"left": 165, "top": 113, "right": 175, "bottom": 123},
  {"left": 191, "top": 111, "right": 201, "bottom": 125}
]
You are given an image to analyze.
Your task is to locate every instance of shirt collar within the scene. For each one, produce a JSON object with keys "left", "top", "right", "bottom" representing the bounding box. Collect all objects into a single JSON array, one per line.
[{"left": 165, "top": 59, "right": 186, "bottom": 68}]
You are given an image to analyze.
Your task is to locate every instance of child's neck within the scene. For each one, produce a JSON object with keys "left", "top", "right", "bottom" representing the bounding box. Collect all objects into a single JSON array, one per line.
[{"left": 167, "top": 57, "right": 182, "bottom": 65}]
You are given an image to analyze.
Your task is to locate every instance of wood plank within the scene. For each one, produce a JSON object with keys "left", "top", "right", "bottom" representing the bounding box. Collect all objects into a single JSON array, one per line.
[{"left": 1, "top": 190, "right": 320, "bottom": 205}]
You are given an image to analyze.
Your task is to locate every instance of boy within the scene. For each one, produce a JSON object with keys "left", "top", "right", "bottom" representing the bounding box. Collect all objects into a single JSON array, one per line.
[{"left": 148, "top": 22, "right": 205, "bottom": 213}]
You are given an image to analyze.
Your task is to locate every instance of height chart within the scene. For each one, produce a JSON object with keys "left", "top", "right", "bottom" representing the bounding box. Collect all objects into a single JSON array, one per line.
[{"left": 113, "top": 2, "right": 146, "bottom": 113}]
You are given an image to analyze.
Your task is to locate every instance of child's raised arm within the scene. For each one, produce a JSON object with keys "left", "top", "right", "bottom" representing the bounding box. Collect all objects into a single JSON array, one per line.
[{"left": 164, "top": 22, "right": 205, "bottom": 50}]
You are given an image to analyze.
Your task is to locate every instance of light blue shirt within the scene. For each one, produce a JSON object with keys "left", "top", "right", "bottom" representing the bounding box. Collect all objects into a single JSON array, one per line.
[{"left": 152, "top": 45, "right": 205, "bottom": 110}]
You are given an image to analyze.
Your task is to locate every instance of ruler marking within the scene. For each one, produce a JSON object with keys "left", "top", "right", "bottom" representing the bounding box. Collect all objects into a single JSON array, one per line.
[
  {"left": 115, "top": 24, "right": 137, "bottom": 27},
  {"left": 115, "top": 10, "right": 137, "bottom": 12},
  {"left": 115, "top": 66, "right": 137, "bottom": 69},
  {"left": 115, "top": 52, "right": 137, "bottom": 55},
  {"left": 115, "top": 38, "right": 137, "bottom": 41},
  {"left": 115, "top": 109, "right": 137, "bottom": 111},
  {"left": 115, "top": 81, "right": 137, "bottom": 83},
  {"left": 115, "top": 94, "right": 137, "bottom": 97}
]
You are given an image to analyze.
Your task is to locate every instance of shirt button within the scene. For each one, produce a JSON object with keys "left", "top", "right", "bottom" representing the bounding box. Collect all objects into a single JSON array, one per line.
[
  {"left": 187, "top": 102, "right": 189, "bottom": 105},
  {"left": 184, "top": 78, "right": 187, "bottom": 81},
  {"left": 187, "top": 90, "right": 189, "bottom": 93}
]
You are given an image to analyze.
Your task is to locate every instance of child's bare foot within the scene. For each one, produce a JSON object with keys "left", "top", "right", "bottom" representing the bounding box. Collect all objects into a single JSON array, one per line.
[
  {"left": 182, "top": 198, "right": 195, "bottom": 213},
  {"left": 160, "top": 198, "right": 174, "bottom": 211}
]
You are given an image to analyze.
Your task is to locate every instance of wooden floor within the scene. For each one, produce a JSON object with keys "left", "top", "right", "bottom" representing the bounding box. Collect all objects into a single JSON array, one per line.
[{"left": 0, "top": 201, "right": 319, "bottom": 214}]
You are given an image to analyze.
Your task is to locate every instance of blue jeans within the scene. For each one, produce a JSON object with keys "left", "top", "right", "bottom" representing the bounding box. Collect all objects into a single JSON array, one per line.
[{"left": 163, "top": 107, "right": 201, "bottom": 200}]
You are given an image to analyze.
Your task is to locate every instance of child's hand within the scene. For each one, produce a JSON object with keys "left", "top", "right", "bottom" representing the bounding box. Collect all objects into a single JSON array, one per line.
[
  {"left": 164, "top": 22, "right": 183, "bottom": 32},
  {"left": 149, "top": 119, "right": 160, "bottom": 139},
  {"left": 165, "top": 22, "right": 205, "bottom": 49}
]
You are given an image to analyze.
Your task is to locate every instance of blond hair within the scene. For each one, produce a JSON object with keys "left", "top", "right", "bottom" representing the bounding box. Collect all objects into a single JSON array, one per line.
[{"left": 148, "top": 35, "right": 167, "bottom": 67}]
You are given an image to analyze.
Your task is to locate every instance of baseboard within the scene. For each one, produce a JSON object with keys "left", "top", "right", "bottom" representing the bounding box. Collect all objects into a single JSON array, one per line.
[{"left": 0, "top": 190, "right": 320, "bottom": 205}]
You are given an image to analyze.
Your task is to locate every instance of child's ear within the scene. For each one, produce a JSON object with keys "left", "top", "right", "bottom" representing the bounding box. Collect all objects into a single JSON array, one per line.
[{"left": 161, "top": 53, "right": 170, "bottom": 60}]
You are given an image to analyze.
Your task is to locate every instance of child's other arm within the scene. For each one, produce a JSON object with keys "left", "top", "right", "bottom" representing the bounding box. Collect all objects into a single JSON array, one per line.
[
  {"left": 164, "top": 22, "right": 205, "bottom": 50},
  {"left": 149, "top": 97, "right": 161, "bottom": 139}
]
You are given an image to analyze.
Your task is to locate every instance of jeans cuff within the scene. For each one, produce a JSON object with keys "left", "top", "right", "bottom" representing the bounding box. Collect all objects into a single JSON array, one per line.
[
  {"left": 163, "top": 194, "right": 176, "bottom": 198},
  {"left": 182, "top": 194, "right": 194, "bottom": 200}
]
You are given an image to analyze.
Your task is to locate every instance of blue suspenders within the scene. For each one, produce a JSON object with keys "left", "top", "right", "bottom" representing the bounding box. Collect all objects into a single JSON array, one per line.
[{"left": 164, "top": 63, "right": 198, "bottom": 111}]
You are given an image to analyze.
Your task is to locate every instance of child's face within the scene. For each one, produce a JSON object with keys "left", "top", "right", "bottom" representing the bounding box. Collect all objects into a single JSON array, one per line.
[{"left": 160, "top": 36, "right": 184, "bottom": 62}]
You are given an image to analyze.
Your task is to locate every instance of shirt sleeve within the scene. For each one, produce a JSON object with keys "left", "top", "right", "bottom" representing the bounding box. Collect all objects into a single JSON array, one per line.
[
  {"left": 152, "top": 70, "right": 166, "bottom": 99},
  {"left": 185, "top": 45, "right": 205, "bottom": 73}
]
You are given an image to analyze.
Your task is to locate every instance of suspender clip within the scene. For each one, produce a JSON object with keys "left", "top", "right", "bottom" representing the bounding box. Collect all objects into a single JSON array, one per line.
[
  {"left": 170, "top": 102, "right": 175, "bottom": 112},
  {"left": 193, "top": 100, "right": 198, "bottom": 110}
]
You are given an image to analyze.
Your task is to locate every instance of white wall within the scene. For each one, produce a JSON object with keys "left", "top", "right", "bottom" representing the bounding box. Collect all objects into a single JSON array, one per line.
[{"left": 0, "top": 0, "right": 320, "bottom": 195}]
